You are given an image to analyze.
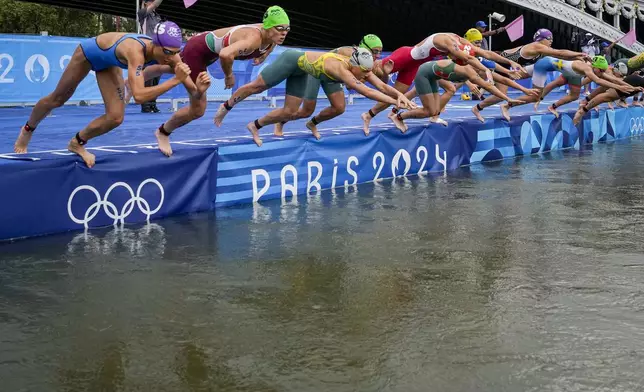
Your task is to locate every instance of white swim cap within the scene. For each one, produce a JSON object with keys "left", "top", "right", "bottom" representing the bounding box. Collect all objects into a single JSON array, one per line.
[
  {"left": 616, "top": 62, "right": 629, "bottom": 75},
  {"left": 350, "top": 47, "right": 374, "bottom": 71}
]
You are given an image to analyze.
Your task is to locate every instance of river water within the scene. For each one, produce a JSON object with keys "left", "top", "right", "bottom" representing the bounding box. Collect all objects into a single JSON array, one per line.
[{"left": 2, "top": 139, "right": 644, "bottom": 391}]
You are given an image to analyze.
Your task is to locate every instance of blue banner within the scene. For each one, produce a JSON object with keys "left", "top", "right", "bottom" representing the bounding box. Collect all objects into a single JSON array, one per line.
[
  {"left": 0, "top": 35, "right": 107, "bottom": 103},
  {"left": 2, "top": 106, "right": 643, "bottom": 241},
  {"left": 215, "top": 123, "right": 468, "bottom": 207},
  {"left": 0, "top": 147, "right": 218, "bottom": 240},
  {"left": 214, "top": 108, "right": 644, "bottom": 207}
]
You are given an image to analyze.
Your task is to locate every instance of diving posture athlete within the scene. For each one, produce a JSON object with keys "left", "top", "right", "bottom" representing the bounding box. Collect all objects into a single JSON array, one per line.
[
  {"left": 131, "top": 6, "right": 290, "bottom": 156},
  {"left": 471, "top": 28, "right": 587, "bottom": 121},
  {"left": 500, "top": 55, "right": 636, "bottom": 121},
  {"left": 213, "top": 48, "right": 416, "bottom": 146},
  {"left": 361, "top": 32, "right": 524, "bottom": 134},
  {"left": 389, "top": 58, "right": 525, "bottom": 133},
  {"left": 14, "top": 22, "right": 189, "bottom": 168},
  {"left": 273, "top": 34, "right": 385, "bottom": 136}
]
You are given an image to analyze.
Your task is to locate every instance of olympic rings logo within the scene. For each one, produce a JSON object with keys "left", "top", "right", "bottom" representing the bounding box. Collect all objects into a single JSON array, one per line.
[
  {"left": 67, "top": 179, "right": 164, "bottom": 228},
  {"left": 630, "top": 116, "right": 644, "bottom": 134}
]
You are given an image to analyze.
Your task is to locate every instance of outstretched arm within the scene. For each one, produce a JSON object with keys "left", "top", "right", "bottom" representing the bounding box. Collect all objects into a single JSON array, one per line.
[
  {"left": 366, "top": 73, "right": 415, "bottom": 109},
  {"left": 601, "top": 71, "right": 632, "bottom": 87},
  {"left": 342, "top": 72, "right": 398, "bottom": 106},
  {"left": 463, "top": 66, "right": 517, "bottom": 102},
  {"left": 539, "top": 46, "right": 586, "bottom": 61},
  {"left": 492, "top": 72, "right": 537, "bottom": 96},
  {"left": 585, "top": 68, "right": 633, "bottom": 92},
  {"left": 366, "top": 72, "right": 400, "bottom": 96},
  {"left": 472, "top": 46, "right": 523, "bottom": 72},
  {"left": 492, "top": 63, "right": 512, "bottom": 76}
]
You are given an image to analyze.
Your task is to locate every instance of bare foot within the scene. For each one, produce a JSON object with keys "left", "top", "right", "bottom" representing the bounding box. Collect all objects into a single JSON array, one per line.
[
  {"left": 607, "top": 102, "right": 614, "bottom": 110},
  {"left": 246, "top": 121, "right": 263, "bottom": 147},
  {"left": 618, "top": 100, "right": 628, "bottom": 109},
  {"left": 388, "top": 112, "right": 408, "bottom": 133},
  {"left": 214, "top": 103, "right": 229, "bottom": 127},
  {"left": 274, "top": 122, "right": 285, "bottom": 136},
  {"left": 547, "top": 105, "right": 560, "bottom": 118},
  {"left": 306, "top": 120, "right": 321, "bottom": 140},
  {"left": 635, "top": 101, "right": 644, "bottom": 108},
  {"left": 500, "top": 103, "right": 511, "bottom": 122},
  {"left": 573, "top": 109, "right": 584, "bottom": 126},
  {"left": 360, "top": 112, "right": 372, "bottom": 136},
  {"left": 68, "top": 137, "right": 96, "bottom": 168},
  {"left": 533, "top": 100, "right": 541, "bottom": 111},
  {"left": 155, "top": 128, "right": 173, "bottom": 157},
  {"left": 14, "top": 125, "right": 34, "bottom": 153},
  {"left": 429, "top": 117, "right": 448, "bottom": 126},
  {"left": 593, "top": 106, "right": 600, "bottom": 113},
  {"left": 471, "top": 105, "right": 485, "bottom": 123}
]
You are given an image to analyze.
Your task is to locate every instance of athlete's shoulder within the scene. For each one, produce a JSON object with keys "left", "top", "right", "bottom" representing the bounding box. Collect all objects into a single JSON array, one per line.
[{"left": 237, "top": 24, "right": 263, "bottom": 36}]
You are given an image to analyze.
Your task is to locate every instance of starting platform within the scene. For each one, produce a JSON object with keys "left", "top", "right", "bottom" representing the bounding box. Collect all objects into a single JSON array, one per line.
[{"left": 0, "top": 93, "right": 642, "bottom": 241}]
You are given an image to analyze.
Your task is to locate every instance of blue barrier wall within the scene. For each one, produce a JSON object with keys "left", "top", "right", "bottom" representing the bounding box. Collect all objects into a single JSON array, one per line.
[
  {"left": 0, "top": 107, "right": 642, "bottom": 241},
  {"left": 215, "top": 108, "right": 643, "bottom": 206},
  {"left": 0, "top": 147, "right": 218, "bottom": 240}
]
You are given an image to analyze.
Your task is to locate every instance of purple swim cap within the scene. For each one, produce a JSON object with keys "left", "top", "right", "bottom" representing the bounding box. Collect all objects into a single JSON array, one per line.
[
  {"left": 533, "top": 28, "right": 553, "bottom": 42},
  {"left": 153, "top": 21, "right": 183, "bottom": 48}
]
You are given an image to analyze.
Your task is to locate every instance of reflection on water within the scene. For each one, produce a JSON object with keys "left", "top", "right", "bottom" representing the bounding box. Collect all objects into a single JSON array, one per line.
[
  {"left": 3, "top": 140, "right": 644, "bottom": 391},
  {"left": 66, "top": 223, "right": 167, "bottom": 257}
]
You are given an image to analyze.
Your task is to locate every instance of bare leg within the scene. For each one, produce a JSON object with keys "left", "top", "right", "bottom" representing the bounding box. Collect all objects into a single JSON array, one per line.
[
  {"left": 361, "top": 80, "right": 409, "bottom": 135},
  {"left": 67, "top": 67, "right": 126, "bottom": 168},
  {"left": 472, "top": 83, "right": 509, "bottom": 122},
  {"left": 500, "top": 88, "right": 542, "bottom": 121},
  {"left": 390, "top": 93, "right": 439, "bottom": 133},
  {"left": 246, "top": 95, "right": 303, "bottom": 147},
  {"left": 535, "top": 78, "right": 565, "bottom": 111},
  {"left": 306, "top": 91, "right": 346, "bottom": 139},
  {"left": 476, "top": 81, "right": 509, "bottom": 109},
  {"left": 274, "top": 99, "right": 317, "bottom": 136},
  {"left": 548, "top": 86, "right": 580, "bottom": 118},
  {"left": 430, "top": 80, "right": 456, "bottom": 124},
  {"left": 14, "top": 46, "right": 91, "bottom": 153},
  {"left": 155, "top": 92, "right": 207, "bottom": 157},
  {"left": 214, "top": 76, "right": 268, "bottom": 126},
  {"left": 574, "top": 89, "right": 621, "bottom": 125}
]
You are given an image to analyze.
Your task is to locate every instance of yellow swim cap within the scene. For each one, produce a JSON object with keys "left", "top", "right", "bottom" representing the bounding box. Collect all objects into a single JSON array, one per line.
[{"left": 465, "top": 28, "right": 483, "bottom": 43}]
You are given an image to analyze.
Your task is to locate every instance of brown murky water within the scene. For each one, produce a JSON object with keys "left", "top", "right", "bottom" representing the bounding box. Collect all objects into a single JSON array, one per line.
[{"left": 3, "top": 140, "right": 644, "bottom": 391}]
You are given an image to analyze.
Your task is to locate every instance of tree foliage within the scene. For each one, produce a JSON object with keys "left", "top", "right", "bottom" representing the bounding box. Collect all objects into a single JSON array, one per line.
[{"left": 0, "top": 0, "right": 136, "bottom": 37}]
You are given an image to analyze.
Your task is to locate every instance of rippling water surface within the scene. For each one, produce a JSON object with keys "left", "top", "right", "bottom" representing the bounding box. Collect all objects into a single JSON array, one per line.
[{"left": 3, "top": 140, "right": 644, "bottom": 391}]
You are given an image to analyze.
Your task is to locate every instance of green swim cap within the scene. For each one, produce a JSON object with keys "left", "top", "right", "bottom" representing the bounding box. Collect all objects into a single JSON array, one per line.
[
  {"left": 591, "top": 55, "right": 608, "bottom": 70},
  {"left": 359, "top": 34, "right": 383, "bottom": 51},
  {"left": 263, "top": 6, "right": 290, "bottom": 29}
]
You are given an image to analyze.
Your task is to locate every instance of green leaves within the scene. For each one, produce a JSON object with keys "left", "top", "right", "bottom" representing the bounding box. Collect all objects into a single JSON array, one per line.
[{"left": 0, "top": 0, "right": 136, "bottom": 37}]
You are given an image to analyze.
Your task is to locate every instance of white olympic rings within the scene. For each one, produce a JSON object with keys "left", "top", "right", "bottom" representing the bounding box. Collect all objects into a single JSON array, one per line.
[
  {"left": 630, "top": 116, "right": 644, "bottom": 134},
  {"left": 67, "top": 179, "right": 164, "bottom": 228}
]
